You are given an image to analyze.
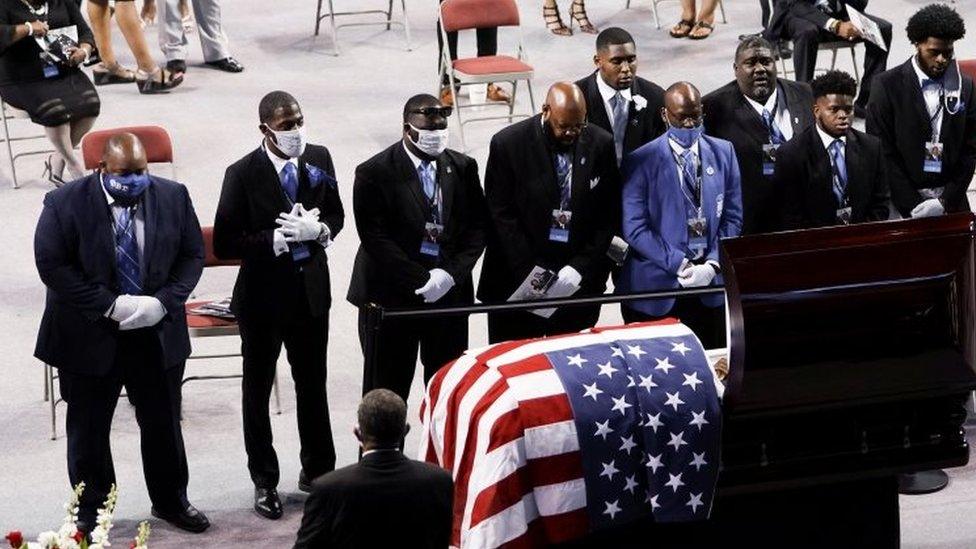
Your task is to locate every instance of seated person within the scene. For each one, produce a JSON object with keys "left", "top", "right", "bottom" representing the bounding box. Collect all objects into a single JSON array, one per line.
[
  {"left": 294, "top": 389, "right": 453, "bottom": 549},
  {"left": 776, "top": 70, "right": 889, "bottom": 229},
  {"left": 765, "top": 0, "right": 891, "bottom": 118}
]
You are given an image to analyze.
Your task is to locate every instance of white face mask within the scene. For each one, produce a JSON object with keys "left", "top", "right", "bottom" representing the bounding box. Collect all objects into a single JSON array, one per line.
[
  {"left": 408, "top": 124, "right": 449, "bottom": 157},
  {"left": 269, "top": 126, "right": 307, "bottom": 158}
]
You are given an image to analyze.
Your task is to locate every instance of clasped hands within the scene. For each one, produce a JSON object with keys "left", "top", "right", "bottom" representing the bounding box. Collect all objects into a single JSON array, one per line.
[
  {"left": 677, "top": 258, "right": 717, "bottom": 288},
  {"left": 276, "top": 203, "right": 326, "bottom": 242},
  {"left": 110, "top": 295, "right": 167, "bottom": 331}
]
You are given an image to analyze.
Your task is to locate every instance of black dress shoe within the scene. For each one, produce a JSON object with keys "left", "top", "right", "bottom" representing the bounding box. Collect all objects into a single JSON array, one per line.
[
  {"left": 205, "top": 57, "right": 244, "bottom": 73},
  {"left": 166, "top": 59, "right": 187, "bottom": 75},
  {"left": 254, "top": 487, "right": 283, "bottom": 520},
  {"left": 298, "top": 470, "right": 313, "bottom": 493},
  {"left": 150, "top": 504, "right": 211, "bottom": 533}
]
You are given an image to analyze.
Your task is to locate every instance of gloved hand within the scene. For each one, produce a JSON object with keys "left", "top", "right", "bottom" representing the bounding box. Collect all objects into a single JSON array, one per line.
[
  {"left": 677, "top": 263, "right": 716, "bottom": 288},
  {"left": 911, "top": 198, "right": 945, "bottom": 218},
  {"left": 119, "top": 295, "right": 167, "bottom": 330},
  {"left": 550, "top": 265, "right": 583, "bottom": 295},
  {"left": 414, "top": 268, "right": 455, "bottom": 303},
  {"left": 276, "top": 204, "right": 324, "bottom": 242},
  {"left": 108, "top": 294, "right": 139, "bottom": 322}
]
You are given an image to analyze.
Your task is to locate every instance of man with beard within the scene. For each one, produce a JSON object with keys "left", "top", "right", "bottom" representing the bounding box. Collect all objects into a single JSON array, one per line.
[
  {"left": 479, "top": 82, "right": 619, "bottom": 343},
  {"left": 866, "top": 3, "right": 975, "bottom": 219},
  {"left": 702, "top": 35, "right": 814, "bottom": 234},
  {"left": 574, "top": 27, "right": 666, "bottom": 165}
]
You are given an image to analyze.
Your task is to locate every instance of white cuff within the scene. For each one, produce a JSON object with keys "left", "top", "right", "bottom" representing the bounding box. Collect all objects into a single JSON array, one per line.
[
  {"left": 825, "top": 17, "right": 838, "bottom": 32},
  {"left": 24, "top": 22, "right": 32, "bottom": 36},
  {"left": 272, "top": 228, "right": 289, "bottom": 257}
]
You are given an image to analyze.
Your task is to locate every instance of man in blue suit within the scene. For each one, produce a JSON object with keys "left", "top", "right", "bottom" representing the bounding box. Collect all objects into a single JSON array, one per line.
[
  {"left": 616, "top": 82, "right": 743, "bottom": 349},
  {"left": 34, "top": 134, "right": 209, "bottom": 534}
]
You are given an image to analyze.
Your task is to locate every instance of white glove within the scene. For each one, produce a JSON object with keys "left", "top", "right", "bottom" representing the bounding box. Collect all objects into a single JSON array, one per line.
[
  {"left": 549, "top": 265, "right": 583, "bottom": 295},
  {"left": 118, "top": 295, "right": 167, "bottom": 330},
  {"left": 276, "top": 204, "right": 324, "bottom": 242},
  {"left": 107, "top": 294, "right": 139, "bottom": 322},
  {"left": 911, "top": 198, "right": 945, "bottom": 218},
  {"left": 677, "top": 264, "right": 716, "bottom": 288},
  {"left": 414, "top": 268, "right": 455, "bottom": 303}
]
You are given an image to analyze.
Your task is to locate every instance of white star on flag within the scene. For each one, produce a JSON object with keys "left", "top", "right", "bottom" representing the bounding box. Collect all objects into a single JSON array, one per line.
[
  {"left": 687, "top": 492, "right": 704, "bottom": 513},
  {"left": 690, "top": 451, "right": 708, "bottom": 471},
  {"left": 566, "top": 354, "right": 588, "bottom": 368},
  {"left": 671, "top": 341, "right": 691, "bottom": 356},
  {"left": 665, "top": 472, "right": 685, "bottom": 493},
  {"left": 582, "top": 382, "right": 603, "bottom": 401},
  {"left": 610, "top": 395, "right": 632, "bottom": 416},
  {"left": 646, "top": 492, "right": 660, "bottom": 510},
  {"left": 600, "top": 460, "right": 620, "bottom": 481},
  {"left": 644, "top": 412, "right": 663, "bottom": 433},
  {"left": 667, "top": 431, "right": 688, "bottom": 451},
  {"left": 597, "top": 362, "right": 619, "bottom": 379},
  {"left": 646, "top": 453, "right": 663, "bottom": 473},
  {"left": 682, "top": 371, "right": 703, "bottom": 391},
  {"left": 627, "top": 344, "right": 647, "bottom": 359},
  {"left": 637, "top": 373, "right": 657, "bottom": 393},
  {"left": 594, "top": 419, "right": 613, "bottom": 440},
  {"left": 603, "top": 500, "right": 622, "bottom": 519},
  {"left": 654, "top": 357, "right": 675, "bottom": 374},
  {"left": 611, "top": 346, "right": 624, "bottom": 358},
  {"left": 623, "top": 474, "right": 639, "bottom": 494},
  {"left": 664, "top": 391, "right": 685, "bottom": 412},
  {"left": 627, "top": 375, "right": 636, "bottom": 388},
  {"left": 619, "top": 435, "right": 637, "bottom": 454},
  {"left": 689, "top": 410, "right": 709, "bottom": 431}
]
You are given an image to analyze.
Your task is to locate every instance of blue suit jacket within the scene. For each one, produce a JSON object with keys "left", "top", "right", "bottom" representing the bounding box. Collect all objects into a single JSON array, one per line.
[
  {"left": 616, "top": 134, "right": 743, "bottom": 316},
  {"left": 34, "top": 174, "right": 204, "bottom": 375}
]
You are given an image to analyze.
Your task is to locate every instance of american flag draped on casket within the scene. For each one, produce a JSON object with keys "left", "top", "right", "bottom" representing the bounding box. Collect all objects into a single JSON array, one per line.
[{"left": 419, "top": 320, "right": 724, "bottom": 548}]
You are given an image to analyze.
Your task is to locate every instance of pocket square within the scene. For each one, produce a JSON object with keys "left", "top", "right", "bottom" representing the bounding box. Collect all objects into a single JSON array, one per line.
[
  {"left": 305, "top": 163, "right": 337, "bottom": 189},
  {"left": 590, "top": 176, "right": 600, "bottom": 190}
]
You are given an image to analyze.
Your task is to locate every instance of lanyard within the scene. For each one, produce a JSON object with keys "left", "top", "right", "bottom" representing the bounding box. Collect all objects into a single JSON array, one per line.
[
  {"left": 672, "top": 147, "right": 703, "bottom": 211},
  {"left": 426, "top": 180, "right": 443, "bottom": 225},
  {"left": 930, "top": 87, "right": 945, "bottom": 142}
]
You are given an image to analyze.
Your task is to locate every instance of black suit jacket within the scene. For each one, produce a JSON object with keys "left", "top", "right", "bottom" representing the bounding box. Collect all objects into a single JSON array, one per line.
[
  {"left": 575, "top": 72, "right": 667, "bottom": 158},
  {"left": 703, "top": 79, "right": 815, "bottom": 234},
  {"left": 34, "top": 174, "right": 204, "bottom": 375},
  {"left": 478, "top": 114, "right": 620, "bottom": 302},
  {"left": 866, "top": 59, "right": 976, "bottom": 217},
  {"left": 294, "top": 451, "right": 453, "bottom": 549},
  {"left": 213, "top": 145, "right": 344, "bottom": 320},
  {"left": 346, "top": 143, "right": 487, "bottom": 307},
  {"left": 776, "top": 125, "right": 889, "bottom": 229},
  {"left": 765, "top": 0, "right": 870, "bottom": 40}
]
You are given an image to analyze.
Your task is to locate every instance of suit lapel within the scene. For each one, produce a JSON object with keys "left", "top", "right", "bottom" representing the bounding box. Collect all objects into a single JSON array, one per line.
[
  {"left": 845, "top": 130, "right": 866, "bottom": 208},
  {"left": 699, "top": 139, "right": 718, "bottom": 220},
  {"left": 435, "top": 153, "right": 456, "bottom": 225},
  {"left": 571, "top": 129, "right": 594, "bottom": 211},
  {"left": 531, "top": 119, "right": 559, "bottom": 205},
  {"left": 253, "top": 147, "right": 292, "bottom": 212},
  {"left": 732, "top": 92, "right": 771, "bottom": 148},
  {"left": 805, "top": 128, "right": 836, "bottom": 209},
  {"left": 901, "top": 61, "right": 934, "bottom": 136},
  {"left": 585, "top": 72, "right": 614, "bottom": 134},
  {"left": 781, "top": 81, "right": 810, "bottom": 133},
  {"left": 86, "top": 175, "right": 116, "bottom": 279},
  {"left": 394, "top": 144, "right": 432, "bottom": 220},
  {"left": 142, "top": 179, "right": 158, "bottom": 273}
]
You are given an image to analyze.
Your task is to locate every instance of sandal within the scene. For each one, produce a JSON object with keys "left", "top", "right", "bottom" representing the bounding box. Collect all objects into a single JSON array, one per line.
[
  {"left": 93, "top": 62, "right": 137, "bottom": 85},
  {"left": 135, "top": 67, "right": 184, "bottom": 94},
  {"left": 688, "top": 20, "right": 715, "bottom": 40},
  {"left": 570, "top": 0, "right": 598, "bottom": 34},
  {"left": 670, "top": 19, "right": 694, "bottom": 38},
  {"left": 544, "top": 3, "right": 571, "bottom": 36},
  {"left": 42, "top": 154, "right": 66, "bottom": 187}
]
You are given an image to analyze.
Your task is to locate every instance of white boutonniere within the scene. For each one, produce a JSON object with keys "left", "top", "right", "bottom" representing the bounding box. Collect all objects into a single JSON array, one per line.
[
  {"left": 590, "top": 176, "right": 600, "bottom": 190},
  {"left": 632, "top": 94, "right": 648, "bottom": 112}
]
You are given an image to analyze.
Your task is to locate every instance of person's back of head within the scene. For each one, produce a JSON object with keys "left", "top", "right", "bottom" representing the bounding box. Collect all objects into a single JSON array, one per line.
[{"left": 355, "top": 389, "right": 409, "bottom": 451}]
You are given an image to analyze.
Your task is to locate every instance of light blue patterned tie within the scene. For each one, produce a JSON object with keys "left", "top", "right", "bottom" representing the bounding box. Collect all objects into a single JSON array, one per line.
[
  {"left": 114, "top": 206, "right": 141, "bottom": 295},
  {"left": 762, "top": 108, "right": 785, "bottom": 146},
  {"left": 418, "top": 161, "right": 439, "bottom": 222},
  {"left": 554, "top": 152, "right": 573, "bottom": 209},
  {"left": 281, "top": 162, "right": 298, "bottom": 203},
  {"left": 611, "top": 92, "right": 628, "bottom": 162},
  {"left": 829, "top": 139, "right": 848, "bottom": 204},
  {"left": 681, "top": 148, "right": 700, "bottom": 208}
]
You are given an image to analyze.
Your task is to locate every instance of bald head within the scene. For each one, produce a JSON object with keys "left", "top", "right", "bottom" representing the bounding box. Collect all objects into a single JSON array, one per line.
[
  {"left": 101, "top": 133, "right": 148, "bottom": 175},
  {"left": 543, "top": 82, "right": 587, "bottom": 147},
  {"left": 661, "top": 81, "right": 704, "bottom": 130}
]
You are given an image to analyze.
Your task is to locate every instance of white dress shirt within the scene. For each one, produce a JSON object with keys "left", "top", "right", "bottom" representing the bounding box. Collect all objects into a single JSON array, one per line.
[
  {"left": 596, "top": 73, "right": 632, "bottom": 127},
  {"left": 815, "top": 124, "right": 847, "bottom": 154},
  {"left": 912, "top": 54, "right": 945, "bottom": 141},
  {"left": 743, "top": 85, "right": 794, "bottom": 141}
]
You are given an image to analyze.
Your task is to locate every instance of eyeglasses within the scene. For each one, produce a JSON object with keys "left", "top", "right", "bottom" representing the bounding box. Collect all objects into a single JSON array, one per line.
[{"left": 410, "top": 106, "right": 454, "bottom": 118}]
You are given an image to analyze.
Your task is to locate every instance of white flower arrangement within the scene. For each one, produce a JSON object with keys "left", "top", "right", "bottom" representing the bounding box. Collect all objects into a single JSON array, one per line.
[{"left": 632, "top": 94, "right": 648, "bottom": 112}]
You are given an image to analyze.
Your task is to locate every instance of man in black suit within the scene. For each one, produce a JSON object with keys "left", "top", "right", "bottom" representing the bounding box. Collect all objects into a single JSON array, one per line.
[
  {"left": 776, "top": 70, "right": 889, "bottom": 229},
  {"left": 574, "top": 27, "right": 666, "bottom": 165},
  {"left": 479, "top": 82, "right": 619, "bottom": 343},
  {"left": 213, "top": 91, "right": 344, "bottom": 520},
  {"left": 294, "top": 389, "right": 453, "bottom": 549},
  {"left": 765, "top": 0, "right": 891, "bottom": 117},
  {"left": 34, "top": 134, "right": 208, "bottom": 534},
  {"left": 703, "top": 35, "right": 814, "bottom": 234},
  {"left": 348, "top": 93, "right": 486, "bottom": 403},
  {"left": 866, "top": 4, "right": 975, "bottom": 219}
]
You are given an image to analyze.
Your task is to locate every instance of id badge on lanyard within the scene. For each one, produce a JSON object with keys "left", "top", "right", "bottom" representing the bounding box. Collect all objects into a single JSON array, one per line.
[
  {"left": 420, "top": 222, "right": 444, "bottom": 257},
  {"left": 550, "top": 209, "right": 572, "bottom": 243},
  {"left": 42, "top": 64, "right": 59, "bottom": 78},
  {"left": 762, "top": 143, "right": 779, "bottom": 176},
  {"left": 687, "top": 210, "right": 707, "bottom": 260},
  {"left": 924, "top": 141, "right": 944, "bottom": 173}
]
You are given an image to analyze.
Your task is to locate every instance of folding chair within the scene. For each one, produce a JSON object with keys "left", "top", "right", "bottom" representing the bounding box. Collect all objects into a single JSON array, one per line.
[
  {"left": 182, "top": 227, "right": 281, "bottom": 416},
  {"left": 439, "top": 0, "right": 536, "bottom": 151},
  {"left": 625, "top": 0, "right": 727, "bottom": 30},
  {"left": 1, "top": 100, "right": 55, "bottom": 189},
  {"left": 777, "top": 40, "right": 860, "bottom": 83},
  {"left": 314, "top": 0, "right": 412, "bottom": 56},
  {"left": 81, "top": 125, "right": 177, "bottom": 179}
]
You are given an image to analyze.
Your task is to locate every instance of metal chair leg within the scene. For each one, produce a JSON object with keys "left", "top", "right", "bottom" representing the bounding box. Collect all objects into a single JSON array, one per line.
[
  {"left": 43, "top": 362, "right": 50, "bottom": 402},
  {"left": 526, "top": 79, "right": 537, "bottom": 114},
  {"left": 314, "top": 0, "right": 324, "bottom": 36},
  {"left": 329, "top": 0, "right": 340, "bottom": 56},
  {"left": 652, "top": 0, "right": 661, "bottom": 29},
  {"left": 508, "top": 80, "right": 518, "bottom": 123},
  {"left": 851, "top": 47, "right": 860, "bottom": 82},
  {"left": 401, "top": 0, "right": 412, "bottom": 51},
  {"left": 718, "top": 0, "right": 727, "bottom": 24},
  {"left": 272, "top": 371, "right": 282, "bottom": 415},
  {"left": 625, "top": 0, "right": 631, "bottom": 8},
  {"left": 830, "top": 48, "right": 838, "bottom": 71},
  {"left": 2, "top": 103, "right": 18, "bottom": 189},
  {"left": 48, "top": 364, "right": 57, "bottom": 440},
  {"left": 386, "top": 0, "right": 393, "bottom": 30}
]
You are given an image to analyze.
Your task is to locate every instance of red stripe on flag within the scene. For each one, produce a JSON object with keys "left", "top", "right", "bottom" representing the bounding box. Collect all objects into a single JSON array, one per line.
[
  {"left": 470, "top": 452, "right": 585, "bottom": 528},
  {"left": 499, "top": 508, "right": 591, "bottom": 549}
]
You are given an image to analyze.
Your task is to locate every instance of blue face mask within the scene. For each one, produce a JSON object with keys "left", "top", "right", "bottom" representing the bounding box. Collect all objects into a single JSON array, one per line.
[
  {"left": 102, "top": 172, "right": 151, "bottom": 204},
  {"left": 666, "top": 122, "right": 704, "bottom": 149}
]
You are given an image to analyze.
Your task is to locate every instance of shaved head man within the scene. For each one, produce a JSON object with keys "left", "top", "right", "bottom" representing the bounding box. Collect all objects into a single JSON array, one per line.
[
  {"left": 479, "top": 81, "right": 620, "bottom": 343},
  {"left": 101, "top": 133, "right": 149, "bottom": 177}
]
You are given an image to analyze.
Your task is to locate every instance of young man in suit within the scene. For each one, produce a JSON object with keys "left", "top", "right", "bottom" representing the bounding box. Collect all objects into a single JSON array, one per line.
[
  {"left": 617, "top": 82, "right": 742, "bottom": 349},
  {"left": 34, "top": 134, "right": 208, "bottom": 534},
  {"left": 703, "top": 35, "right": 814, "bottom": 234},
  {"left": 776, "top": 70, "right": 889, "bottom": 229},
  {"left": 348, "top": 93, "right": 486, "bottom": 403},
  {"left": 866, "top": 4, "right": 975, "bottom": 219},
  {"left": 574, "top": 27, "right": 666, "bottom": 165},
  {"left": 294, "top": 389, "right": 453, "bottom": 549},
  {"left": 213, "top": 91, "right": 344, "bottom": 520},
  {"left": 764, "top": 0, "right": 891, "bottom": 117},
  {"left": 478, "top": 82, "right": 620, "bottom": 343}
]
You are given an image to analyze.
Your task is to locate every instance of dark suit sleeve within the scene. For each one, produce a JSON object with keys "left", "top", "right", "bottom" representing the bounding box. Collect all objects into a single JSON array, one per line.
[
  {"left": 320, "top": 151, "right": 345, "bottom": 238},
  {"left": 866, "top": 140, "right": 891, "bottom": 221},
  {"left": 213, "top": 164, "right": 277, "bottom": 260},
  {"left": 153, "top": 185, "right": 205, "bottom": 319},
  {"left": 441, "top": 157, "right": 487, "bottom": 283},
  {"left": 484, "top": 136, "right": 536, "bottom": 278},
  {"left": 774, "top": 144, "right": 808, "bottom": 230},
  {"left": 845, "top": 0, "right": 869, "bottom": 13},
  {"left": 65, "top": 0, "right": 95, "bottom": 47},
  {"left": 568, "top": 138, "right": 619, "bottom": 279},
  {"left": 866, "top": 78, "right": 920, "bottom": 217},
  {"left": 786, "top": 0, "right": 831, "bottom": 27},
  {"left": 942, "top": 80, "right": 976, "bottom": 213},
  {"left": 34, "top": 193, "right": 117, "bottom": 321},
  {"left": 293, "top": 489, "right": 332, "bottom": 549}
]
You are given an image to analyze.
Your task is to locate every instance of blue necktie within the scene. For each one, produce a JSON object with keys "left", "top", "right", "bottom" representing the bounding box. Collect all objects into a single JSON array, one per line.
[
  {"left": 610, "top": 92, "right": 628, "bottom": 162},
  {"left": 418, "top": 160, "right": 439, "bottom": 222},
  {"left": 921, "top": 78, "right": 943, "bottom": 89},
  {"left": 114, "top": 206, "right": 141, "bottom": 295},
  {"left": 762, "top": 108, "right": 785, "bottom": 145},
  {"left": 680, "top": 148, "right": 700, "bottom": 208},
  {"left": 829, "top": 139, "right": 848, "bottom": 204},
  {"left": 555, "top": 152, "right": 572, "bottom": 209},
  {"left": 281, "top": 162, "right": 298, "bottom": 203}
]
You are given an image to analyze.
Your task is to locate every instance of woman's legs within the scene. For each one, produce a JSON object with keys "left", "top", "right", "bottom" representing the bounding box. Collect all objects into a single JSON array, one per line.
[
  {"left": 44, "top": 124, "right": 84, "bottom": 180},
  {"left": 112, "top": 1, "right": 160, "bottom": 73},
  {"left": 87, "top": 0, "right": 119, "bottom": 67},
  {"left": 696, "top": 0, "right": 718, "bottom": 23},
  {"left": 69, "top": 116, "right": 97, "bottom": 148},
  {"left": 679, "top": 0, "right": 696, "bottom": 23}
]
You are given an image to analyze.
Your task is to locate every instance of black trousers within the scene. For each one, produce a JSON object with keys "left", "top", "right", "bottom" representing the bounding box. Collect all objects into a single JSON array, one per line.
[
  {"left": 359, "top": 307, "right": 468, "bottom": 403},
  {"left": 239, "top": 289, "right": 335, "bottom": 490},
  {"left": 786, "top": 13, "right": 891, "bottom": 107},
  {"left": 487, "top": 303, "right": 601, "bottom": 344},
  {"left": 760, "top": 0, "right": 771, "bottom": 28},
  {"left": 59, "top": 330, "right": 188, "bottom": 524},
  {"left": 437, "top": 11, "right": 497, "bottom": 86},
  {"left": 621, "top": 297, "right": 726, "bottom": 350}
]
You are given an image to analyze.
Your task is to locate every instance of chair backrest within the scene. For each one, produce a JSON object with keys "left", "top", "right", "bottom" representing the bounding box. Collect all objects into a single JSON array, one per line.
[
  {"left": 440, "top": 0, "right": 520, "bottom": 33},
  {"left": 959, "top": 59, "right": 976, "bottom": 82},
  {"left": 201, "top": 226, "right": 240, "bottom": 267},
  {"left": 81, "top": 125, "right": 174, "bottom": 171}
]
